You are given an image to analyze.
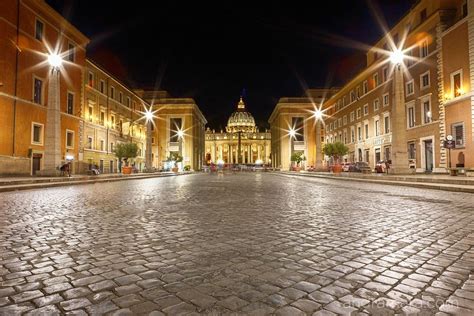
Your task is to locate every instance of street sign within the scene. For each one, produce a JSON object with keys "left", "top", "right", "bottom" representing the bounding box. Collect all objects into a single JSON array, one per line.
[{"left": 444, "top": 139, "right": 455, "bottom": 149}]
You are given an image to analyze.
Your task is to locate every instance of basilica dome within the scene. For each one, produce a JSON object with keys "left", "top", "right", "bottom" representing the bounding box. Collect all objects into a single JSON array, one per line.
[{"left": 226, "top": 97, "right": 257, "bottom": 133}]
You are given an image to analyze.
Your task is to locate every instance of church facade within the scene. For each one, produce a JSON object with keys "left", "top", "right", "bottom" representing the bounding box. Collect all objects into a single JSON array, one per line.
[{"left": 205, "top": 98, "right": 271, "bottom": 165}]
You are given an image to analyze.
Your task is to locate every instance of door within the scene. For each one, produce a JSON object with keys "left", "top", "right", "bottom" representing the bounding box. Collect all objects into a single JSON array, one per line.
[
  {"left": 424, "top": 140, "right": 433, "bottom": 172},
  {"left": 99, "top": 160, "right": 104, "bottom": 173},
  {"left": 32, "top": 156, "right": 41, "bottom": 175},
  {"left": 110, "top": 160, "right": 114, "bottom": 173},
  {"left": 375, "top": 149, "right": 381, "bottom": 163}
]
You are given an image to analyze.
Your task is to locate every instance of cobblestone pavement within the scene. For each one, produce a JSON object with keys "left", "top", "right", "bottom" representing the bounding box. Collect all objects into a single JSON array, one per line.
[{"left": 1, "top": 172, "right": 474, "bottom": 315}]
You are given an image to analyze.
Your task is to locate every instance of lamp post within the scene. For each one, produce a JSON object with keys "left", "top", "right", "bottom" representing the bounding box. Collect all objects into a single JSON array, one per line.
[
  {"left": 40, "top": 53, "right": 62, "bottom": 176},
  {"left": 388, "top": 49, "right": 411, "bottom": 174},
  {"left": 144, "top": 109, "right": 153, "bottom": 172}
]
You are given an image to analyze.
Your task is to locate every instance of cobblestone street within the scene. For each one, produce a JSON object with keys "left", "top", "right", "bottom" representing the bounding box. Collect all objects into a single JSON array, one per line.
[{"left": 1, "top": 172, "right": 474, "bottom": 315}]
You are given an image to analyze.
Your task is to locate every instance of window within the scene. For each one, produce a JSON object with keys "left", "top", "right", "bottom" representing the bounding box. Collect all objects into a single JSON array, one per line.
[
  {"left": 356, "top": 87, "right": 361, "bottom": 98},
  {"left": 126, "top": 97, "right": 131, "bottom": 108},
  {"left": 383, "top": 93, "right": 389, "bottom": 107},
  {"left": 422, "top": 98, "right": 432, "bottom": 124},
  {"left": 373, "top": 73, "right": 379, "bottom": 87},
  {"left": 67, "top": 42, "right": 75, "bottom": 62},
  {"left": 452, "top": 123, "right": 464, "bottom": 147},
  {"left": 420, "top": 40, "right": 429, "bottom": 58},
  {"left": 421, "top": 71, "right": 430, "bottom": 89},
  {"left": 350, "top": 111, "right": 355, "bottom": 122},
  {"left": 33, "top": 78, "right": 43, "bottom": 104},
  {"left": 343, "top": 115, "right": 347, "bottom": 126},
  {"left": 357, "top": 126, "right": 362, "bottom": 141},
  {"left": 100, "top": 111, "right": 105, "bottom": 126},
  {"left": 110, "top": 115, "right": 115, "bottom": 129},
  {"left": 110, "top": 142, "right": 114, "bottom": 152},
  {"left": 88, "top": 72, "right": 94, "bottom": 87},
  {"left": 351, "top": 127, "right": 355, "bottom": 143},
  {"left": 110, "top": 86, "right": 115, "bottom": 99},
  {"left": 67, "top": 92, "right": 74, "bottom": 115},
  {"left": 337, "top": 118, "right": 342, "bottom": 128},
  {"left": 374, "top": 99, "right": 379, "bottom": 111},
  {"left": 119, "top": 92, "right": 123, "bottom": 104},
  {"left": 100, "top": 80, "right": 105, "bottom": 94},
  {"left": 119, "top": 120, "right": 123, "bottom": 132},
  {"left": 35, "top": 19, "right": 44, "bottom": 41},
  {"left": 350, "top": 90, "right": 356, "bottom": 102},
  {"left": 343, "top": 130, "right": 347, "bottom": 144},
  {"left": 88, "top": 105, "right": 93, "bottom": 122},
  {"left": 66, "top": 130, "right": 74, "bottom": 148},
  {"left": 32, "top": 123, "right": 43, "bottom": 145},
  {"left": 383, "top": 67, "right": 388, "bottom": 82},
  {"left": 364, "top": 123, "right": 369, "bottom": 139},
  {"left": 364, "top": 104, "right": 369, "bottom": 116},
  {"left": 152, "top": 137, "right": 155, "bottom": 144},
  {"left": 100, "top": 139, "right": 105, "bottom": 151},
  {"left": 375, "top": 119, "right": 380, "bottom": 136},
  {"left": 357, "top": 108, "right": 361, "bottom": 119},
  {"left": 363, "top": 81, "right": 368, "bottom": 94},
  {"left": 406, "top": 80, "right": 414, "bottom": 96},
  {"left": 384, "top": 114, "right": 390, "bottom": 133},
  {"left": 420, "top": 9, "right": 427, "bottom": 22},
  {"left": 407, "top": 105, "right": 415, "bottom": 128},
  {"left": 451, "top": 70, "right": 463, "bottom": 97},
  {"left": 87, "top": 136, "right": 93, "bottom": 149},
  {"left": 408, "top": 142, "right": 416, "bottom": 159}
]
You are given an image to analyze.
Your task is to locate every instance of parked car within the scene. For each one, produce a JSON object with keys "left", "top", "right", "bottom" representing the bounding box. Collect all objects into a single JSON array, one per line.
[
  {"left": 349, "top": 161, "right": 371, "bottom": 172},
  {"left": 342, "top": 162, "right": 353, "bottom": 172}
]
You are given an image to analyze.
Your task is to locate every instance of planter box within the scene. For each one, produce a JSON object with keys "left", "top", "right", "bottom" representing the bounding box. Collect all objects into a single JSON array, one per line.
[{"left": 122, "top": 166, "right": 132, "bottom": 174}]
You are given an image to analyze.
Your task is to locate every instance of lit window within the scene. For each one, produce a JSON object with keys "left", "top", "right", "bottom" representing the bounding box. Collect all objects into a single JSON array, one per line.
[
  {"left": 357, "top": 108, "right": 361, "bottom": 119},
  {"left": 384, "top": 115, "right": 390, "bottom": 133},
  {"left": 451, "top": 71, "right": 462, "bottom": 97},
  {"left": 423, "top": 99, "right": 432, "bottom": 124},
  {"left": 373, "top": 73, "right": 379, "bottom": 87},
  {"left": 126, "top": 97, "right": 131, "bottom": 108},
  {"left": 357, "top": 126, "right": 362, "bottom": 141},
  {"left": 100, "top": 111, "right": 105, "bottom": 126},
  {"left": 383, "top": 93, "right": 389, "bottom": 107},
  {"left": 351, "top": 127, "right": 355, "bottom": 143},
  {"left": 119, "top": 92, "right": 123, "bottom": 104},
  {"left": 110, "top": 115, "right": 115, "bottom": 129},
  {"left": 100, "top": 80, "right": 105, "bottom": 94},
  {"left": 364, "top": 104, "right": 369, "bottom": 116},
  {"left": 363, "top": 81, "right": 368, "bottom": 94},
  {"left": 88, "top": 72, "right": 94, "bottom": 87},
  {"left": 420, "top": 40, "right": 429, "bottom": 58},
  {"left": 100, "top": 139, "right": 105, "bottom": 151},
  {"left": 110, "top": 86, "right": 115, "bottom": 99},
  {"left": 364, "top": 123, "right": 369, "bottom": 139},
  {"left": 374, "top": 99, "right": 379, "bottom": 111},
  {"left": 88, "top": 105, "right": 93, "bottom": 122},
  {"left": 67, "top": 43, "right": 75, "bottom": 62},
  {"left": 382, "top": 67, "right": 388, "bottom": 82},
  {"left": 375, "top": 119, "right": 380, "bottom": 136},
  {"left": 407, "top": 105, "right": 415, "bottom": 128},
  {"left": 350, "top": 111, "right": 355, "bottom": 122}
]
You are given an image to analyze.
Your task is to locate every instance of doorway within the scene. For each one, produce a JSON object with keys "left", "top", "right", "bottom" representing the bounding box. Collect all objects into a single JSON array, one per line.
[
  {"left": 32, "top": 154, "right": 42, "bottom": 175},
  {"left": 99, "top": 160, "right": 104, "bottom": 173},
  {"left": 424, "top": 140, "right": 433, "bottom": 172},
  {"left": 110, "top": 160, "right": 114, "bottom": 173},
  {"left": 375, "top": 148, "right": 381, "bottom": 163}
]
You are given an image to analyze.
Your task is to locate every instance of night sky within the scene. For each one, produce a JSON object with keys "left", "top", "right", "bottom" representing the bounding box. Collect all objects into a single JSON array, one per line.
[{"left": 46, "top": 0, "right": 416, "bottom": 130}]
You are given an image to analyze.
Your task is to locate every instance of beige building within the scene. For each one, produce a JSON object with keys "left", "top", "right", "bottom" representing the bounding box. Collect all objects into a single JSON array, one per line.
[
  {"left": 137, "top": 90, "right": 207, "bottom": 171},
  {"left": 269, "top": 89, "right": 338, "bottom": 170},
  {"left": 322, "top": 0, "right": 470, "bottom": 173},
  {"left": 205, "top": 97, "right": 271, "bottom": 165},
  {"left": 81, "top": 60, "right": 148, "bottom": 173}
]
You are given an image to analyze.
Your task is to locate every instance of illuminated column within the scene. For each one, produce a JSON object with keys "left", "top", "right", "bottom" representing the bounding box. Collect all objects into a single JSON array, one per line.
[
  {"left": 389, "top": 62, "right": 411, "bottom": 174},
  {"left": 257, "top": 144, "right": 261, "bottom": 160},
  {"left": 145, "top": 120, "right": 152, "bottom": 171},
  {"left": 40, "top": 62, "right": 62, "bottom": 176},
  {"left": 315, "top": 120, "right": 322, "bottom": 168},
  {"left": 248, "top": 145, "right": 251, "bottom": 163},
  {"left": 230, "top": 145, "right": 233, "bottom": 163}
]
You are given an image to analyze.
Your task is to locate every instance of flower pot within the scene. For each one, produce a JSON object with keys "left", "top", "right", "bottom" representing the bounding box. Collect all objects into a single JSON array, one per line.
[
  {"left": 332, "top": 164, "right": 342, "bottom": 174},
  {"left": 122, "top": 166, "right": 132, "bottom": 174},
  {"left": 171, "top": 167, "right": 179, "bottom": 173},
  {"left": 293, "top": 166, "right": 301, "bottom": 172}
]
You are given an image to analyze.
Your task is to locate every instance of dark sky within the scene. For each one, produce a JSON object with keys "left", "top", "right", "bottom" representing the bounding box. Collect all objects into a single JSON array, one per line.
[{"left": 46, "top": 0, "right": 416, "bottom": 130}]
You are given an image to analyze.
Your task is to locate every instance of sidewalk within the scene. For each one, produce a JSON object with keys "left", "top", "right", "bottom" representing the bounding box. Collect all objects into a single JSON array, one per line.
[
  {"left": 0, "top": 172, "right": 193, "bottom": 193},
  {"left": 278, "top": 171, "right": 474, "bottom": 193}
]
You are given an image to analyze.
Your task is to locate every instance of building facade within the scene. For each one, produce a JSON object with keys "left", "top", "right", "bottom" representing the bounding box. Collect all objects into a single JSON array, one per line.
[
  {"left": 205, "top": 97, "right": 271, "bottom": 165},
  {"left": 0, "top": 0, "right": 88, "bottom": 175},
  {"left": 269, "top": 89, "right": 337, "bottom": 170},
  {"left": 81, "top": 60, "right": 148, "bottom": 174},
  {"left": 322, "top": 0, "right": 471, "bottom": 173},
  {"left": 137, "top": 90, "right": 207, "bottom": 171}
]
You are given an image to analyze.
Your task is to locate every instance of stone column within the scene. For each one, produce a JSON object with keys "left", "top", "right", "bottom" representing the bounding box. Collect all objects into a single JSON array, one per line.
[
  {"left": 315, "top": 120, "right": 322, "bottom": 168},
  {"left": 230, "top": 145, "right": 233, "bottom": 163},
  {"left": 145, "top": 120, "right": 152, "bottom": 171},
  {"left": 389, "top": 63, "right": 411, "bottom": 174},
  {"left": 39, "top": 67, "right": 61, "bottom": 176},
  {"left": 219, "top": 145, "right": 223, "bottom": 161},
  {"left": 257, "top": 144, "right": 261, "bottom": 160},
  {"left": 248, "top": 145, "right": 251, "bottom": 163}
]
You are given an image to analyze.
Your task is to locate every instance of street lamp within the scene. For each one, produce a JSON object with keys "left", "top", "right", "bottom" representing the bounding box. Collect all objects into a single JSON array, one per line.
[
  {"left": 143, "top": 106, "right": 154, "bottom": 172},
  {"left": 40, "top": 53, "right": 63, "bottom": 176},
  {"left": 312, "top": 108, "right": 324, "bottom": 169},
  {"left": 388, "top": 48, "right": 410, "bottom": 174}
]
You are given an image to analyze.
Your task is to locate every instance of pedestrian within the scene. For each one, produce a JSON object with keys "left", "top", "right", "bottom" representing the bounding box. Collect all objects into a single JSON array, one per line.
[{"left": 385, "top": 160, "right": 390, "bottom": 174}]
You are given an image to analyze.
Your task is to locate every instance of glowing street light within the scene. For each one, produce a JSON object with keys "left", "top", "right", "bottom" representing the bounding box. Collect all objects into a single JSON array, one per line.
[
  {"left": 288, "top": 128, "right": 296, "bottom": 138},
  {"left": 389, "top": 49, "right": 404, "bottom": 65},
  {"left": 47, "top": 53, "right": 62, "bottom": 69},
  {"left": 313, "top": 109, "right": 323, "bottom": 121},
  {"left": 177, "top": 129, "right": 184, "bottom": 139}
]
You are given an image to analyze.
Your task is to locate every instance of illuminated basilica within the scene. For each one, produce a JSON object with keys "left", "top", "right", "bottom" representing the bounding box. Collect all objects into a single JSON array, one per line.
[{"left": 205, "top": 97, "right": 271, "bottom": 164}]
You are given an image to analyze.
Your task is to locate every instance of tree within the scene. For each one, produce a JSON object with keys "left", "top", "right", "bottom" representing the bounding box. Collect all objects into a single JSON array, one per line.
[
  {"left": 114, "top": 143, "right": 139, "bottom": 170},
  {"left": 323, "top": 142, "right": 349, "bottom": 164},
  {"left": 290, "top": 151, "right": 306, "bottom": 166}
]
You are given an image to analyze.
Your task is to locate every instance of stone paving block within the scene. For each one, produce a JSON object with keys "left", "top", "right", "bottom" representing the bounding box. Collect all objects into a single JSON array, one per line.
[
  {"left": 114, "top": 274, "right": 142, "bottom": 286},
  {"left": 85, "top": 300, "right": 119, "bottom": 314},
  {"left": 24, "top": 304, "right": 61, "bottom": 316},
  {"left": 33, "top": 293, "right": 63, "bottom": 307},
  {"left": 162, "top": 301, "right": 196, "bottom": 314},
  {"left": 325, "top": 300, "right": 359, "bottom": 315},
  {"left": 60, "top": 298, "right": 92, "bottom": 311},
  {"left": 112, "top": 294, "right": 143, "bottom": 308},
  {"left": 275, "top": 305, "right": 306, "bottom": 316},
  {"left": 308, "top": 290, "right": 336, "bottom": 304},
  {"left": 11, "top": 290, "right": 43, "bottom": 303}
]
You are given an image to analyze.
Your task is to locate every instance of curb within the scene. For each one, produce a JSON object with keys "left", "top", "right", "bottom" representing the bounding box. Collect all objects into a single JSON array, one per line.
[
  {"left": 276, "top": 172, "right": 474, "bottom": 193},
  {"left": 0, "top": 172, "right": 194, "bottom": 193}
]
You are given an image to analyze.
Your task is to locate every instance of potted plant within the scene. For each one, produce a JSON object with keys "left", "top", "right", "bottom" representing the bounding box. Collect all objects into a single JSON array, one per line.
[
  {"left": 114, "top": 143, "right": 138, "bottom": 174},
  {"left": 167, "top": 153, "right": 183, "bottom": 172},
  {"left": 323, "top": 142, "right": 349, "bottom": 174},
  {"left": 290, "top": 152, "right": 306, "bottom": 172}
]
